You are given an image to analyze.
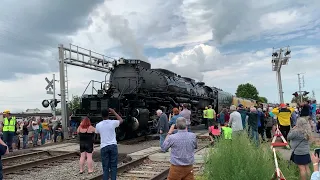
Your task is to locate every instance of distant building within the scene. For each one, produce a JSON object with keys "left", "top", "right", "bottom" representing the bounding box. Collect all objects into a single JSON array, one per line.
[{"left": 25, "top": 108, "right": 41, "bottom": 113}]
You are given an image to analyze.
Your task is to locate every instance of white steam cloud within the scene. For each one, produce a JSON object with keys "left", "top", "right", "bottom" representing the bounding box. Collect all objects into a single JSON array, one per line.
[{"left": 102, "top": 12, "right": 148, "bottom": 62}]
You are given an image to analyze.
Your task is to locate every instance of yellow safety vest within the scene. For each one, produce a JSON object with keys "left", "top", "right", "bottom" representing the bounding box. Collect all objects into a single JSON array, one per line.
[
  {"left": 3, "top": 117, "right": 16, "bottom": 132},
  {"left": 207, "top": 109, "right": 214, "bottom": 119},
  {"left": 203, "top": 110, "right": 208, "bottom": 118}
]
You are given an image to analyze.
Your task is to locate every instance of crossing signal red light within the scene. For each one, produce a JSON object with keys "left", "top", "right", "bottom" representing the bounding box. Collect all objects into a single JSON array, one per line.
[{"left": 292, "top": 92, "right": 298, "bottom": 97}]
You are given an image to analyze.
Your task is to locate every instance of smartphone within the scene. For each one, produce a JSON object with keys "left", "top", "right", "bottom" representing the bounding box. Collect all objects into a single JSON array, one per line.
[{"left": 314, "top": 148, "right": 320, "bottom": 157}]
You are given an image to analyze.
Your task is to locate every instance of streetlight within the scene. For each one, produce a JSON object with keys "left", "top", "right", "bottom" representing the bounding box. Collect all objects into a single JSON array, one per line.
[{"left": 271, "top": 46, "right": 291, "bottom": 103}]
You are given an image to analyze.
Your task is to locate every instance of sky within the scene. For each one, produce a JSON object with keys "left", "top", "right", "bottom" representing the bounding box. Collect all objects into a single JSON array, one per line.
[{"left": 1, "top": 0, "right": 320, "bottom": 112}]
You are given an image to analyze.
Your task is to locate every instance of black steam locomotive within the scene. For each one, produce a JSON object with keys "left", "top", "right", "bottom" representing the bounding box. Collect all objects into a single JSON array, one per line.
[{"left": 72, "top": 58, "right": 233, "bottom": 140}]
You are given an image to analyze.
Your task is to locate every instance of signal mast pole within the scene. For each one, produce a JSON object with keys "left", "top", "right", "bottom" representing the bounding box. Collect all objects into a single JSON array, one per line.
[
  {"left": 297, "top": 73, "right": 302, "bottom": 103},
  {"left": 271, "top": 46, "right": 291, "bottom": 104},
  {"left": 58, "top": 44, "right": 69, "bottom": 139}
]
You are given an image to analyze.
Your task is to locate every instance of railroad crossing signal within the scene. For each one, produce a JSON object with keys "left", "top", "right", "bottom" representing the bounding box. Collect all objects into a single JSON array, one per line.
[
  {"left": 45, "top": 77, "right": 54, "bottom": 94},
  {"left": 42, "top": 99, "right": 60, "bottom": 108}
]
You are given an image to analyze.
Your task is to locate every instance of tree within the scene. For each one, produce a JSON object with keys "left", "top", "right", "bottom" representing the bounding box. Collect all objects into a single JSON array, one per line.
[
  {"left": 258, "top": 96, "right": 268, "bottom": 103},
  {"left": 291, "top": 95, "right": 309, "bottom": 103},
  {"left": 235, "top": 83, "right": 259, "bottom": 100},
  {"left": 68, "top": 95, "right": 81, "bottom": 114}
]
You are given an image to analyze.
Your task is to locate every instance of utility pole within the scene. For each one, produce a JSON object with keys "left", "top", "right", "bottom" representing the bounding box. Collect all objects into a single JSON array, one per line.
[
  {"left": 312, "top": 90, "right": 315, "bottom": 99},
  {"left": 297, "top": 73, "right": 302, "bottom": 103},
  {"left": 52, "top": 74, "right": 56, "bottom": 117},
  {"left": 58, "top": 44, "right": 69, "bottom": 139}
]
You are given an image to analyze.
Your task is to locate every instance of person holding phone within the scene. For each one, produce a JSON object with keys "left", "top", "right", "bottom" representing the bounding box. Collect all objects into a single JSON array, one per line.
[
  {"left": 311, "top": 151, "right": 320, "bottom": 180},
  {"left": 287, "top": 117, "right": 312, "bottom": 180}
]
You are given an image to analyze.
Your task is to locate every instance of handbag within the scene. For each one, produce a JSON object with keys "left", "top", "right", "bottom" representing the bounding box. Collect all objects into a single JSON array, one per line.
[{"left": 290, "top": 139, "right": 304, "bottom": 162}]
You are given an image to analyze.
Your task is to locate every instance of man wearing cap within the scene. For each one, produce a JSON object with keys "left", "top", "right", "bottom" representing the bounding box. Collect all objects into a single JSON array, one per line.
[
  {"left": 2, "top": 110, "right": 17, "bottom": 152},
  {"left": 237, "top": 104, "right": 247, "bottom": 129},
  {"left": 272, "top": 104, "right": 295, "bottom": 140}
]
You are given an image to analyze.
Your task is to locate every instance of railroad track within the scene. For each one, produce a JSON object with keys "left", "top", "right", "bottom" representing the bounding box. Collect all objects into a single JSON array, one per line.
[
  {"left": 119, "top": 136, "right": 150, "bottom": 145},
  {"left": 89, "top": 141, "right": 209, "bottom": 180},
  {"left": 3, "top": 151, "right": 80, "bottom": 179}
]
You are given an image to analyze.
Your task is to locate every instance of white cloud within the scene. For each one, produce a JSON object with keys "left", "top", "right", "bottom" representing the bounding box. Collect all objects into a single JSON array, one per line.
[{"left": 151, "top": 44, "right": 320, "bottom": 103}]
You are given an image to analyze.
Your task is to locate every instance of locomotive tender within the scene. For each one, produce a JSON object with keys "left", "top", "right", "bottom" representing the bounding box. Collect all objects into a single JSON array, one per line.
[{"left": 72, "top": 58, "right": 255, "bottom": 140}]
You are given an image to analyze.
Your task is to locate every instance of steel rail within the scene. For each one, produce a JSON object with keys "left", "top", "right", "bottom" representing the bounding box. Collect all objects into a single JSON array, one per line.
[
  {"left": 2, "top": 151, "right": 50, "bottom": 164},
  {"left": 89, "top": 149, "right": 161, "bottom": 180},
  {"left": 3, "top": 152, "right": 79, "bottom": 175},
  {"left": 150, "top": 144, "right": 209, "bottom": 180}
]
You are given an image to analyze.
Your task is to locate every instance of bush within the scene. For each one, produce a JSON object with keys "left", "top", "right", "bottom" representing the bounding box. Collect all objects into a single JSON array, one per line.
[{"left": 201, "top": 132, "right": 299, "bottom": 180}]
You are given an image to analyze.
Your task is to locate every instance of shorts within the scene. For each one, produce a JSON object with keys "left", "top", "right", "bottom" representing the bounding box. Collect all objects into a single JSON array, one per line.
[
  {"left": 80, "top": 143, "right": 94, "bottom": 153},
  {"left": 209, "top": 132, "right": 220, "bottom": 140},
  {"left": 293, "top": 154, "right": 311, "bottom": 165}
]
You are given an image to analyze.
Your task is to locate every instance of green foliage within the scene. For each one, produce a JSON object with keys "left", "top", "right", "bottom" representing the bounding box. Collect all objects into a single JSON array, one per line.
[
  {"left": 67, "top": 95, "right": 81, "bottom": 114},
  {"left": 235, "top": 83, "right": 259, "bottom": 100},
  {"left": 258, "top": 96, "right": 268, "bottom": 103},
  {"left": 291, "top": 95, "right": 309, "bottom": 103},
  {"left": 201, "top": 132, "right": 299, "bottom": 180}
]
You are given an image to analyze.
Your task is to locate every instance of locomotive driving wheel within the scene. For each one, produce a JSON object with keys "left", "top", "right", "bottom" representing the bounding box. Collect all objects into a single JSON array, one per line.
[
  {"left": 116, "top": 128, "right": 126, "bottom": 141},
  {"left": 136, "top": 130, "right": 143, "bottom": 137},
  {"left": 145, "top": 126, "right": 152, "bottom": 135}
]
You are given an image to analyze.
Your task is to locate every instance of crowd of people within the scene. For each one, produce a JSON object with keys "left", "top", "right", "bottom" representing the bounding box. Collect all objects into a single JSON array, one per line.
[
  {"left": 157, "top": 100, "right": 320, "bottom": 180},
  {"left": 202, "top": 100, "right": 319, "bottom": 180},
  {"left": 0, "top": 99, "right": 319, "bottom": 180},
  {"left": 0, "top": 112, "right": 66, "bottom": 152}
]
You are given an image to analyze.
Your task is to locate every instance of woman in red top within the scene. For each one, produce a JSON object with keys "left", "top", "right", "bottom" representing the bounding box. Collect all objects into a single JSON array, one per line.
[{"left": 77, "top": 117, "right": 95, "bottom": 174}]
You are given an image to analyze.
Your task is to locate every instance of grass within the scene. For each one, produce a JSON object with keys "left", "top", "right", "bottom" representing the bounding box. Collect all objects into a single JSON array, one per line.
[{"left": 199, "top": 132, "right": 300, "bottom": 180}]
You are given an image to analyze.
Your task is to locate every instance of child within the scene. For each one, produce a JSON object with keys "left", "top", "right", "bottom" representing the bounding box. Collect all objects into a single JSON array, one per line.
[
  {"left": 208, "top": 122, "right": 220, "bottom": 144},
  {"left": 221, "top": 122, "right": 232, "bottom": 140}
]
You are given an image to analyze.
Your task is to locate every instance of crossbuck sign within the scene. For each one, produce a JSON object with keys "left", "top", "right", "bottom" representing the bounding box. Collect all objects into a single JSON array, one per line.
[{"left": 45, "top": 77, "right": 54, "bottom": 90}]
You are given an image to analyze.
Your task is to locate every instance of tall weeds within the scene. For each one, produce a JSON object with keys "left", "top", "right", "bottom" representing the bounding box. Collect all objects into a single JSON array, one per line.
[{"left": 201, "top": 132, "right": 299, "bottom": 180}]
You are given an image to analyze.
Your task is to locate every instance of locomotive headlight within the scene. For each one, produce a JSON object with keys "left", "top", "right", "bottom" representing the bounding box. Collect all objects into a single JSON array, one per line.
[{"left": 103, "top": 83, "right": 110, "bottom": 90}]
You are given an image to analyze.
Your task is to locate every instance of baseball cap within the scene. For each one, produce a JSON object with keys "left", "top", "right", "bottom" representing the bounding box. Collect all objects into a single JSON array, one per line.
[{"left": 280, "top": 103, "right": 286, "bottom": 108}]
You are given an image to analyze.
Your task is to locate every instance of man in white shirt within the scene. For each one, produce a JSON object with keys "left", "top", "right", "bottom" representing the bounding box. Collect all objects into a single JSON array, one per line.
[
  {"left": 95, "top": 108, "right": 123, "bottom": 180},
  {"left": 228, "top": 105, "right": 243, "bottom": 133}
]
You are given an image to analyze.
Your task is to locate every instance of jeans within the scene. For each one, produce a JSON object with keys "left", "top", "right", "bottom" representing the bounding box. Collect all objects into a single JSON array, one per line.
[
  {"left": 250, "top": 129, "right": 259, "bottom": 146},
  {"left": 159, "top": 133, "right": 167, "bottom": 148},
  {"left": 41, "top": 130, "right": 48, "bottom": 145},
  {"left": 266, "top": 127, "right": 272, "bottom": 139},
  {"left": 258, "top": 127, "right": 265, "bottom": 141},
  {"left": 0, "top": 159, "right": 3, "bottom": 180},
  {"left": 101, "top": 144, "right": 118, "bottom": 180},
  {"left": 47, "top": 129, "right": 52, "bottom": 140},
  {"left": 54, "top": 131, "right": 64, "bottom": 142},
  {"left": 3, "top": 132, "right": 14, "bottom": 151},
  {"left": 312, "top": 112, "right": 316, "bottom": 123},
  {"left": 13, "top": 136, "right": 20, "bottom": 149},
  {"left": 33, "top": 130, "right": 39, "bottom": 146},
  {"left": 23, "top": 135, "right": 28, "bottom": 149},
  {"left": 279, "top": 125, "right": 290, "bottom": 140}
]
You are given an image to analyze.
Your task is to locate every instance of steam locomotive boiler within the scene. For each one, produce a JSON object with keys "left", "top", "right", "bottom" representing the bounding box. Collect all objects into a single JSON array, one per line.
[{"left": 73, "top": 58, "right": 221, "bottom": 140}]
